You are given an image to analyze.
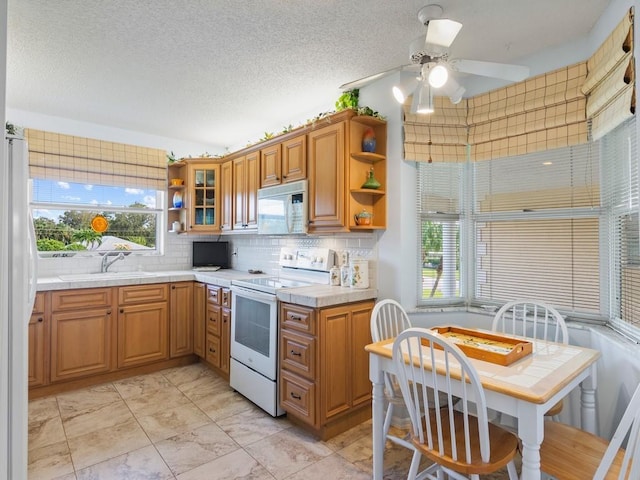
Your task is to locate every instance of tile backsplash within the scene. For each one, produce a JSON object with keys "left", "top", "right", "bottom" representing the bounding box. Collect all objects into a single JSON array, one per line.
[{"left": 37, "top": 232, "right": 379, "bottom": 288}]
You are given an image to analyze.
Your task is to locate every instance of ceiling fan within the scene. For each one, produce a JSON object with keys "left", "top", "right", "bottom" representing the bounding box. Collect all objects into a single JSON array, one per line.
[{"left": 340, "top": 4, "right": 530, "bottom": 113}]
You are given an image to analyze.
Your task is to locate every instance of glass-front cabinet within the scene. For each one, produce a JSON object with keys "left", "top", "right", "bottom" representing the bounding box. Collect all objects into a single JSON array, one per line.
[{"left": 187, "top": 162, "right": 221, "bottom": 233}]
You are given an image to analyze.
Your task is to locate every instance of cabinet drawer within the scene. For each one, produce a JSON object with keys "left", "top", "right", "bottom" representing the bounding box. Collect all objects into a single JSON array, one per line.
[
  {"left": 221, "top": 288, "right": 231, "bottom": 308},
  {"left": 118, "top": 284, "right": 168, "bottom": 305},
  {"left": 281, "top": 304, "right": 315, "bottom": 334},
  {"left": 207, "top": 304, "right": 221, "bottom": 335},
  {"left": 52, "top": 288, "right": 112, "bottom": 311},
  {"left": 281, "top": 329, "right": 315, "bottom": 380},
  {"left": 280, "top": 370, "right": 316, "bottom": 426},
  {"left": 207, "top": 285, "right": 221, "bottom": 305},
  {"left": 205, "top": 334, "right": 221, "bottom": 369}
]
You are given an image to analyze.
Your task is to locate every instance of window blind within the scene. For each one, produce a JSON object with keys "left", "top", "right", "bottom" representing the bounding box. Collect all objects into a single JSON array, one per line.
[
  {"left": 582, "top": 8, "right": 635, "bottom": 140},
  {"left": 473, "top": 143, "right": 601, "bottom": 314},
  {"left": 24, "top": 129, "right": 167, "bottom": 190},
  {"left": 600, "top": 116, "right": 639, "bottom": 333}
]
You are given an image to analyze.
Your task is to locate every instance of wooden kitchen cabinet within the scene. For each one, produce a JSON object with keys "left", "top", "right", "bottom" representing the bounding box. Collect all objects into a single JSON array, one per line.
[
  {"left": 279, "top": 299, "right": 374, "bottom": 439},
  {"left": 232, "top": 151, "right": 260, "bottom": 231},
  {"left": 220, "top": 160, "right": 233, "bottom": 232},
  {"left": 167, "top": 161, "right": 187, "bottom": 233},
  {"left": 187, "top": 161, "right": 221, "bottom": 233},
  {"left": 117, "top": 284, "right": 169, "bottom": 368},
  {"left": 50, "top": 288, "right": 115, "bottom": 382},
  {"left": 260, "top": 134, "right": 307, "bottom": 188},
  {"left": 193, "top": 282, "right": 206, "bottom": 357},
  {"left": 170, "top": 282, "right": 193, "bottom": 357},
  {"left": 307, "top": 120, "right": 346, "bottom": 233},
  {"left": 28, "top": 292, "right": 49, "bottom": 387},
  {"left": 204, "top": 284, "right": 231, "bottom": 379}
]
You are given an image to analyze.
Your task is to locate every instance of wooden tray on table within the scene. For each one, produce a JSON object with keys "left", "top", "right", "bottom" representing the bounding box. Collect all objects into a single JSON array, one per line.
[{"left": 428, "top": 326, "right": 533, "bottom": 366}]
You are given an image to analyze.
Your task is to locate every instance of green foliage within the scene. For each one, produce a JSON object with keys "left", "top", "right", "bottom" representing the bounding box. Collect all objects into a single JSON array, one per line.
[
  {"left": 124, "top": 236, "right": 148, "bottom": 247},
  {"left": 71, "top": 228, "right": 103, "bottom": 249},
  {"left": 37, "top": 239, "right": 66, "bottom": 251},
  {"left": 167, "top": 151, "right": 177, "bottom": 163},
  {"left": 335, "top": 90, "right": 359, "bottom": 111}
]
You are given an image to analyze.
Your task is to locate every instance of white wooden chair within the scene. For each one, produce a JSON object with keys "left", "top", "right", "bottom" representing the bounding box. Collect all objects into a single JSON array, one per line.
[
  {"left": 370, "top": 299, "right": 414, "bottom": 450},
  {"left": 540, "top": 380, "right": 640, "bottom": 480},
  {"left": 492, "top": 299, "right": 568, "bottom": 420},
  {"left": 392, "top": 327, "right": 519, "bottom": 480}
]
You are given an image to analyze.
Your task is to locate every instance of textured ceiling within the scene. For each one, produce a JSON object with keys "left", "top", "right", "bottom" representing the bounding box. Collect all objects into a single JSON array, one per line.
[{"left": 7, "top": 0, "right": 611, "bottom": 152}]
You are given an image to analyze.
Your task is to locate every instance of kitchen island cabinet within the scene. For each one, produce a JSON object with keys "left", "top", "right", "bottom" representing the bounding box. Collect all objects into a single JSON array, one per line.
[{"left": 279, "top": 299, "right": 374, "bottom": 440}]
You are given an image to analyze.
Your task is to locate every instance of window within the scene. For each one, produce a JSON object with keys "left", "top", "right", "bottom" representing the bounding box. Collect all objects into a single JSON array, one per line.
[
  {"left": 417, "top": 162, "right": 464, "bottom": 304},
  {"left": 25, "top": 129, "right": 167, "bottom": 256},
  {"left": 417, "top": 117, "right": 640, "bottom": 337},
  {"left": 601, "top": 116, "right": 639, "bottom": 335},
  {"left": 31, "top": 180, "right": 164, "bottom": 256}
]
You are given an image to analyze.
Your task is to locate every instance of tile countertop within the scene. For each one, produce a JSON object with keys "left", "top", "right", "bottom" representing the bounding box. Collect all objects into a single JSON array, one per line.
[{"left": 37, "top": 269, "right": 377, "bottom": 308}]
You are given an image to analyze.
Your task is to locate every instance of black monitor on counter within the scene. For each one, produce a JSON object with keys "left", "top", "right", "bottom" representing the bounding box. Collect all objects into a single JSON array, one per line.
[{"left": 192, "top": 241, "right": 230, "bottom": 270}]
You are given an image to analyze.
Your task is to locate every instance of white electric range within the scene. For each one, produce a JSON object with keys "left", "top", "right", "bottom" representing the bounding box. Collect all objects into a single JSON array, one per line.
[{"left": 229, "top": 247, "right": 335, "bottom": 416}]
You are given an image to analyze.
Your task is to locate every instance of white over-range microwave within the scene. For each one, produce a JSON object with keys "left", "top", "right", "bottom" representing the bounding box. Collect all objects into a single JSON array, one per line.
[{"left": 257, "top": 179, "right": 308, "bottom": 235}]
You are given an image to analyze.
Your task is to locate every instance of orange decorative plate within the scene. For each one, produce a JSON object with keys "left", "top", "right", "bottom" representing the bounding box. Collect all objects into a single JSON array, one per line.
[{"left": 91, "top": 215, "right": 109, "bottom": 233}]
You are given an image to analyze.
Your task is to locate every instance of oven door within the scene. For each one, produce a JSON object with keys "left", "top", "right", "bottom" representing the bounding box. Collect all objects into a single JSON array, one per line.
[{"left": 230, "top": 285, "right": 278, "bottom": 380}]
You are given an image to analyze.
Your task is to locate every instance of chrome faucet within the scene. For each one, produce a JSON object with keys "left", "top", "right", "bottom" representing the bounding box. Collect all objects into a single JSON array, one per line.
[{"left": 101, "top": 252, "right": 125, "bottom": 272}]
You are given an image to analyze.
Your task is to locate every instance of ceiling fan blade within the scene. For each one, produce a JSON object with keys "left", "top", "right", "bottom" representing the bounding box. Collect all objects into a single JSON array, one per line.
[
  {"left": 425, "top": 18, "right": 462, "bottom": 48},
  {"left": 449, "top": 59, "right": 529, "bottom": 82},
  {"left": 339, "top": 64, "right": 414, "bottom": 91}
]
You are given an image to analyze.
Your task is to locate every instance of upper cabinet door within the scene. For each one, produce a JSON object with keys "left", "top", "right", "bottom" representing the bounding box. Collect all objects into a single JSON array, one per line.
[
  {"left": 187, "top": 163, "right": 221, "bottom": 233},
  {"left": 260, "top": 144, "right": 282, "bottom": 188},
  {"left": 308, "top": 121, "right": 346, "bottom": 232},
  {"left": 220, "top": 160, "right": 233, "bottom": 232},
  {"left": 282, "top": 135, "right": 307, "bottom": 184},
  {"left": 232, "top": 151, "right": 259, "bottom": 231}
]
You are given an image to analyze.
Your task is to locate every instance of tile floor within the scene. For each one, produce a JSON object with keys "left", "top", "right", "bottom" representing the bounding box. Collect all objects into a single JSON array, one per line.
[{"left": 28, "top": 362, "right": 516, "bottom": 479}]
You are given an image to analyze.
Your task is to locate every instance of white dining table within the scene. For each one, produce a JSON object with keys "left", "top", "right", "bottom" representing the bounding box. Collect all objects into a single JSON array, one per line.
[{"left": 366, "top": 330, "right": 601, "bottom": 480}]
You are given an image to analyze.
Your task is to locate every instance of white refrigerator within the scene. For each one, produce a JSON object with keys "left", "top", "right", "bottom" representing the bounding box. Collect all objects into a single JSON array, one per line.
[{"left": 1, "top": 135, "right": 37, "bottom": 479}]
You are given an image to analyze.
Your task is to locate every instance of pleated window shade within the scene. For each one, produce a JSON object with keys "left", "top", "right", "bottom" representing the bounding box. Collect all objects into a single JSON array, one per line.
[
  {"left": 403, "top": 96, "right": 468, "bottom": 163},
  {"left": 469, "top": 63, "right": 589, "bottom": 160},
  {"left": 403, "top": 64, "right": 589, "bottom": 163},
  {"left": 582, "top": 8, "right": 635, "bottom": 140},
  {"left": 24, "top": 129, "right": 167, "bottom": 190}
]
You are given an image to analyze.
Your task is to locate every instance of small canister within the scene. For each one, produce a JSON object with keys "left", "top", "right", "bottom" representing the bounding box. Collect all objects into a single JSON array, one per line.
[
  {"left": 340, "top": 264, "right": 351, "bottom": 287},
  {"left": 330, "top": 266, "right": 340, "bottom": 286}
]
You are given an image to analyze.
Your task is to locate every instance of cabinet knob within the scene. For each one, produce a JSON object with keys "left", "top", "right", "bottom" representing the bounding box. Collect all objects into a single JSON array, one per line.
[
  {"left": 106, "top": 310, "right": 112, "bottom": 315},
  {"left": 172, "top": 285, "right": 176, "bottom": 290},
  {"left": 37, "top": 317, "right": 43, "bottom": 323},
  {"left": 120, "top": 309, "right": 124, "bottom": 314}
]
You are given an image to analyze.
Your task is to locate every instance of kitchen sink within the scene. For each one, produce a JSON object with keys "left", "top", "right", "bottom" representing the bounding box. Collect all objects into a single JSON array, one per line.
[{"left": 58, "top": 271, "right": 157, "bottom": 281}]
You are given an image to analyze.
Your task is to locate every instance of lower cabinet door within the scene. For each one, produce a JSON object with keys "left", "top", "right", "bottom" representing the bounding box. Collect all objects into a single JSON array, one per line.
[
  {"left": 205, "top": 334, "right": 221, "bottom": 369},
  {"left": 51, "top": 308, "right": 113, "bottom": 382},
  {"left": 117, "top": 302, "right": 168, "bottom": 368}
]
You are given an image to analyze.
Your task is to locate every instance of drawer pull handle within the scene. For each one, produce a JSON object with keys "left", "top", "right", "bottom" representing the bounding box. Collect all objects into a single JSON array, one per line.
[
  {"left": 209, "top": 348, "right": 216, "bottom": 353},
  {"left": 290, "top": 314, "right": 301, "bottom": 321},
  {"left": 290, "top": 392, "right": 302, "bottom": 400},
  {"left": 290, "top": 350, "right": 301, "bottom": 357}
]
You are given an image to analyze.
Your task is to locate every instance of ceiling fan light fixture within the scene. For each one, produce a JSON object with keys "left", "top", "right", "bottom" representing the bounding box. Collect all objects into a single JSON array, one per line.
[
  {"left": 392, "top": 76, "right": 420, "bottom": 104},
  {"left": 428, "top": 64, "right": 448, "bottom": 88},
  {"left": 439, "top": 77, "right": 465, "bottom": 104},
  {"left": 413, "top": 81, "right": 434, "bottom": 114}
]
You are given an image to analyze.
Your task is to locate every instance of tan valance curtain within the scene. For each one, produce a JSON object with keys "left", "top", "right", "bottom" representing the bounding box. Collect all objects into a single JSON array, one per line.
[
  {"left": 25, "top": 129, "right": 167, "bottom": 190},
  {"left": 403, "top": 96, "right": 468, "bottom": 163},
  {"left": 582, "top": 8, "right": 635, "bottom": 140},
  {"left": 468, "top": 63, "right": 588, "bottom": 161}
]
